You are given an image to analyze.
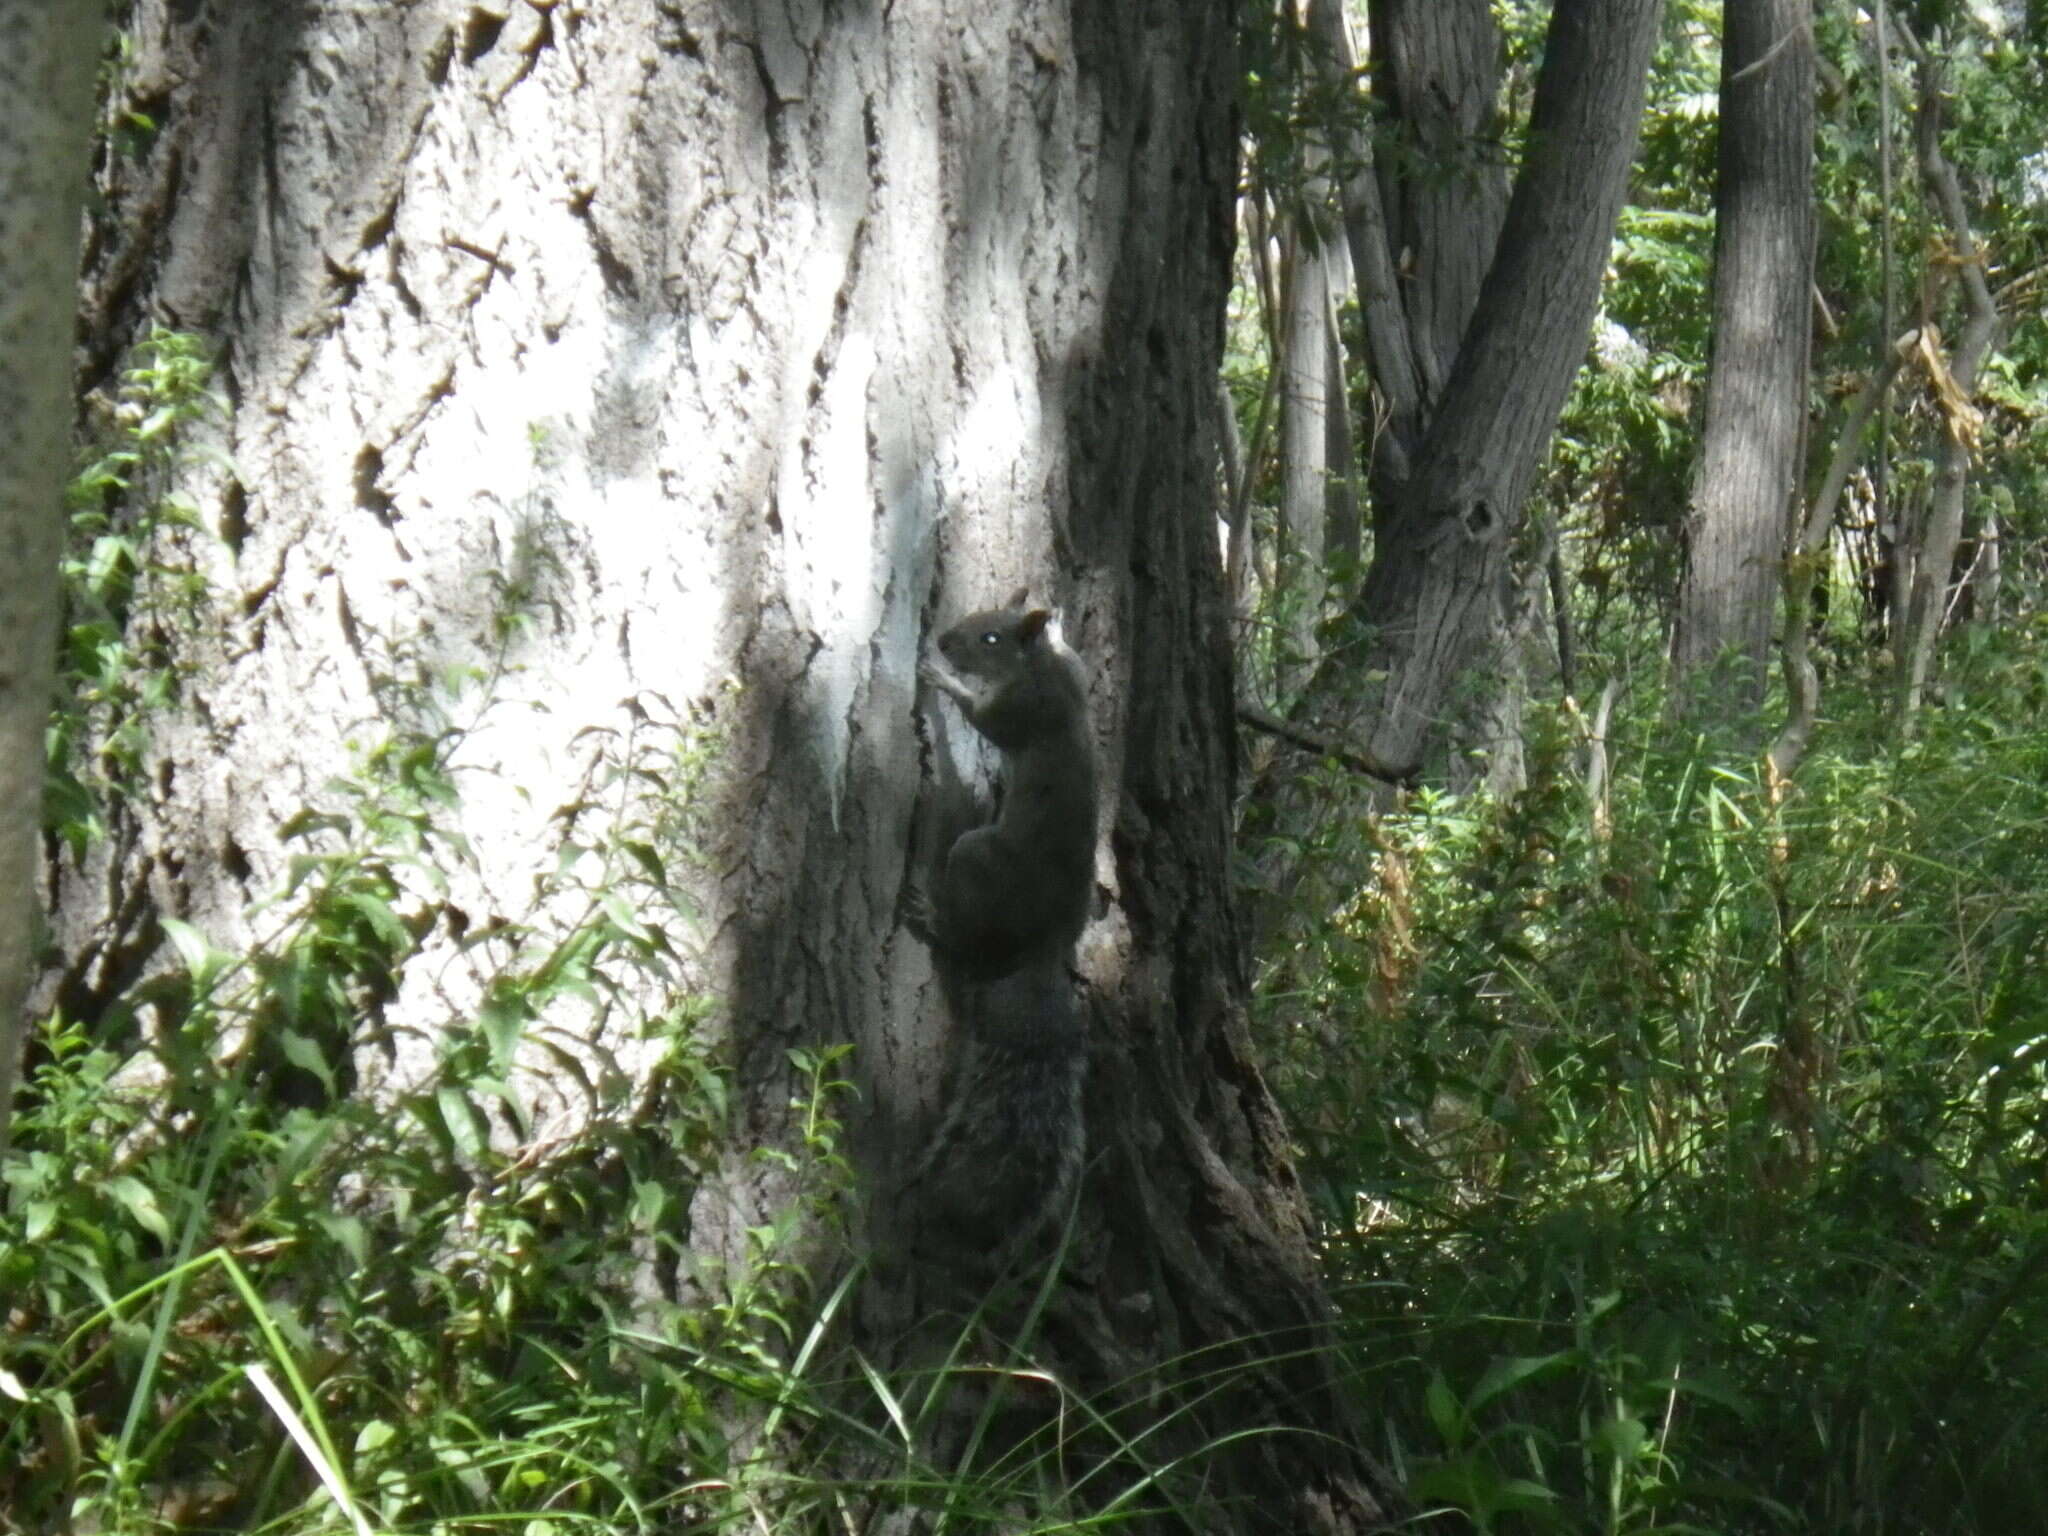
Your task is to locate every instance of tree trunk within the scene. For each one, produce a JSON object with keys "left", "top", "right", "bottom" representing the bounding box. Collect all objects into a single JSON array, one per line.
[
  {"left": 1341, "top": 0, "right": 1666, "bottom": 777},
  {"left": 51, "top": 0, "right": 1398, "bottom": 1527},
  {"left": 1365, "top": 0, "right": 1510, "bottom": 430},
  {"left": 1278, "top": 207, "right": 1337, "bottom": 690},
  {"left": 1672, "top": 0, "right": 1815, "bottom": 717},
  {"left": 1273, "top": 0, "right": 1658, "bottom": 782},
  {"left": 1310, "top": 0, "right": 1507, "bottom": 504},
  {"left": 0, "top": 5, "right": 99, "bottom": 1158},
  {"left": 1893, "top": 44, "right": 1999, "bottom": 730},
  {"left": 1325, "top": 284, "right": 1364, "bottom": 572}
]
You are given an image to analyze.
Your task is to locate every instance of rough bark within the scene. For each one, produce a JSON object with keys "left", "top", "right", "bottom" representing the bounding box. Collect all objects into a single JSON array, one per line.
[
  {"left": 1309, "top": 0, "right": 1508, "bottom": 504},
  {"left": 1672, "top": 0, "right": 1816, "bottom": 717},
  {"left": 1338, "top": 0, "right": 1666, "bottom": 777},
  {"left": 1243, "top": 0, "right": 1510, "bottom": 794},
  {"left": 1365, "top": 0, "right": 1511, "bottom": 430},
  {"left": 0, "top": 5, "right": 99, "bottom": 1159},
  {"left": 1268, "top": 1, "right": 1657, "bottom": 784},
  {"left": 51, "top": 0, "right": 1397, "bottom": 1526}
]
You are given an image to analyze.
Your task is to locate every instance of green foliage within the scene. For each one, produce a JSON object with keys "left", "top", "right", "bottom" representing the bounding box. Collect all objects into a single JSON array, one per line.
[
  {"left": 3, "top": 652, "right": 858, "bottom": 1529},
  {"left": 49, "top": 325, "right": 229, "bottom": 857},
  {"left": 1260, "top": 665, "right": 2048, "bottom": 1532},
  {"left": 1234, "top": 3, "right": 2048, "bottom": 1528}
]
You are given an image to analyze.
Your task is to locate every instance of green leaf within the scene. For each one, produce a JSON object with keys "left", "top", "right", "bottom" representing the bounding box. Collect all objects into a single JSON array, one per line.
[
  {"left": 438, "top": 1085, "right": 486, "bottom": 1158},
  {"left": 340, "top": 889, "right": 412, "bottom": 955},
  {"left": 1590, "top": 1411, "right": 1650, "bottom": 1466},
  {"left": 24, "top": 1201, "right": 58, "bottom": 1242},
  {"left": 479, "top": 990, "right": 532, "bottom": 1075},
  {"left": 105, "top": 1175, "right": 172, "bottom": 1243},
  {"left": 159, "top": 917, "right": 226, "bottom": 987},
  {"left": 1468, "top": 1351, "right": 1578, "bottom": 1415},
  {"left": 356, "top": 1419, "right": 397, "bottom": 1454},
  {"left": 632, "top": 1179, "right": 668, "bottom": 1227},
  {"left": 621, "top": 839, "right": 668, "bottom": 886},
  {"left": 277, "top": 1029, "right": 337, "bottom": 1095},
  {"left": 312, "top": 1211, "right": 369, "bottom": 1269},
  {"left": 1424, "top": 1370, "right": 1465, "bottom": 1448},
  {"left": 598, "top": 889, "right": 653, "bottom": 942}
]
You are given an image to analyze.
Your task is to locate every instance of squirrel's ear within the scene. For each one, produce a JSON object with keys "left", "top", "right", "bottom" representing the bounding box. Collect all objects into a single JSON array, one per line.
[
  {"left": 1018, "top": 609, "right": 1052, "bottom": 645},
  {"left": 1007, "top": 586, "right": 1031, "bottom": 608}
]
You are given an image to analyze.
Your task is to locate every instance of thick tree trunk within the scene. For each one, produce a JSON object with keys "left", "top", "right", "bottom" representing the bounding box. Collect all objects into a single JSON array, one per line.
[
  {"left": 0, "top": 5, "right": 99, "bottom": 1158},
  {"left": 1271, "top": 0, "right": 1657, "bottom": 783},
  {"left": 1342, "top": 0, "right": 1665, "bottom": 777},
  {"left": 1672, "top": 0, "right": 1815, "bottom": 716},
  {"left": 52, "top": 0, "right": 1397, "bottom": 1527}
]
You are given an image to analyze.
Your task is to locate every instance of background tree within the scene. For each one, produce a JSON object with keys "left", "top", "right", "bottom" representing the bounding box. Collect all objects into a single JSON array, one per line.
[
  {"left": 1671, "top": 0, "right": 1815, "bottom": 715},
  {"left": 0, "top": 4, "right": 99, "bottom": 1158},
  {"left": 1889, "top": 26, "right": 2001, "bottom": 728},
  {"left": 1248, "top": 0, "right": 1664, "bottom": 785},
  {"left": 1344, "top": 0, "right": 1664, "bottom": 778},
  {"left": 1350, "top": 0, "right": 1510, "bottom": 497}
]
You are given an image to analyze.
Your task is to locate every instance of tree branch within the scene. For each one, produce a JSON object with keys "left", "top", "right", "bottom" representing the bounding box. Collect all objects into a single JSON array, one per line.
[{"left": 1237, "top": 703, "right": 1418, "bottom": 785}]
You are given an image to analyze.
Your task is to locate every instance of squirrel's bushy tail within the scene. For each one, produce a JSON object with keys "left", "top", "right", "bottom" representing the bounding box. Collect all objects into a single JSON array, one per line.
[{"left": 902, "top": 962, "right": 1085, "bottom": 1277}]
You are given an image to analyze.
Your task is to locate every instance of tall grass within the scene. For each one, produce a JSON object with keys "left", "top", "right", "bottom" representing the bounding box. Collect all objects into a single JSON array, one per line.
[{"left": 1261, "top": 671, "right": 2048, "bottom": 1533}]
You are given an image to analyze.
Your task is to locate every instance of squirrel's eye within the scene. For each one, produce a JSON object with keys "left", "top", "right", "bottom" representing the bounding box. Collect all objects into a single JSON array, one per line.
[{"left": 979, "top": 631, "right": 1000, "bottom": 648}]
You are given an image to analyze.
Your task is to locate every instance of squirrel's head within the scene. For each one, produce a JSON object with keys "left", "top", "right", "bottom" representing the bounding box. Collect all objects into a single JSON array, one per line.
[{"left": 938, "top": 593, "right": 1060, "bottom": 678}]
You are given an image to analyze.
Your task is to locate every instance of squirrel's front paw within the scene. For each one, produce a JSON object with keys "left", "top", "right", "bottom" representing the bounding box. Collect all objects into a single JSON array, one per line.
[{"left": 921, "top": 657, "right": 979, "bottom": 710}]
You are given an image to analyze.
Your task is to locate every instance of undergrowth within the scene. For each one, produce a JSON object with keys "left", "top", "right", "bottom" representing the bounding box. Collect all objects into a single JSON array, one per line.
[{"left": 1260, "top": 658, "right": 2048, "bottom": 1534}]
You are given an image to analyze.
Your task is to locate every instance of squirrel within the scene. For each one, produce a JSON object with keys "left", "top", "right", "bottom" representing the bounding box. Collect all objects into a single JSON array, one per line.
[
  {"left": 915, "top": 591, "right": 1098, "bottom": 980},
  {"left": 899, "top": 589, "right": 1098, "bottom": 1275}
]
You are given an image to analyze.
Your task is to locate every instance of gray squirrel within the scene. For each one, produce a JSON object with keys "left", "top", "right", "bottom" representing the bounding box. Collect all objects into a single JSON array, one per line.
[
  {"left": 902, "top": 590, "right": 1097, "bottom": 1273},
  {"left": 917, "top": 593, "right": 1097, "bottom": 979}
]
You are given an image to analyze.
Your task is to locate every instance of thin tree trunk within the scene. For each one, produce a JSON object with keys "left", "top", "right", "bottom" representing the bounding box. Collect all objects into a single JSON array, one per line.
[
  {"left": 1277, "top": 209, "right": 1335, "bottom": 692},
  {"left": 1970, "top": 494, "right": 2001, "bottom": 619},
  {"left": 1672, "top": 0, "right": 1815, "bottom": 718},
  {"left": 1894, "top": 42, "right": 1999, "bottom": 730},
  {"left": 1875, "top": 0, "right": 1902, "bottom": 642},
  {"left": 1307, "top": 0, "right": 1424, "bottom": 495},
  {"left": 1772, "top": 342, "right": 1904, "bottom": 779},
  {"left": 1324, "top": 264, "right": 1363, "bottom": 573},
  {"left": 0, "top": 4, "right": 99, "bottom": 1158}
]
